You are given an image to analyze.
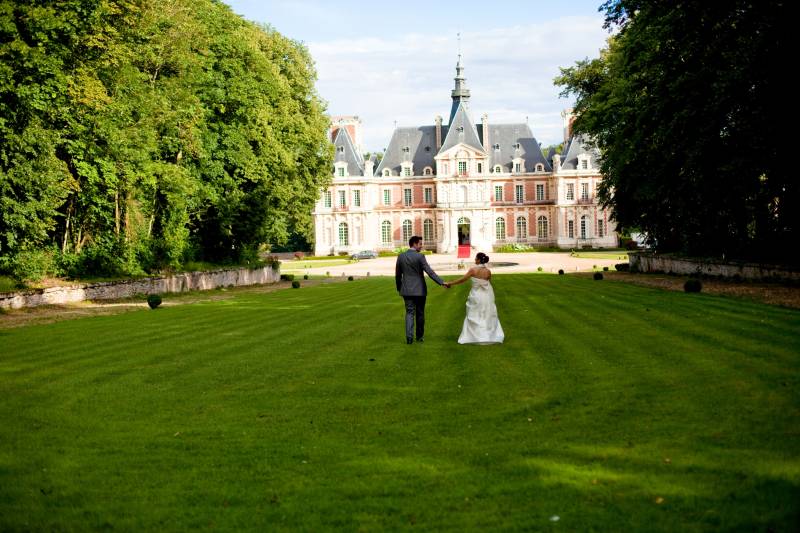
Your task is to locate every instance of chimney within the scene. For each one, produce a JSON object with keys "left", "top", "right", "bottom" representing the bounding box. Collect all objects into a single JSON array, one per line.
[
  {"left": 553, "top": 153, "right": 561, "bottom": 173},
  {"left": 481, "top": 113, "right": 489, "bottom": 153},
  {"left": 561, "top": 108, "right": 575, "bottom": 143},
  {"left": 364, "top": 158, "right": 374, "bottom": 177},
  {"left": 435, "top": 115, "right": 442, "bottom": 151}
]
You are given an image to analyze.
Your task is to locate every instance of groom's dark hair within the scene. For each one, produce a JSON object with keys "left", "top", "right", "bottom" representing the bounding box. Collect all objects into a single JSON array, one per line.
[{"left": 409, "top": 235, "right": 422, "bottom": 247}]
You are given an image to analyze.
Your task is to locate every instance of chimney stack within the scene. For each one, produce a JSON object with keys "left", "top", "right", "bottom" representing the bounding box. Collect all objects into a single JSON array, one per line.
[
  {"left": 481, "top": 113, "right": 489, "bottom": 153},
  {"left": 364, "top": 158, "right": 374, "bottom": 177},
  {"left": 435, "top": 115, "right": 443, "bottom": 151}
]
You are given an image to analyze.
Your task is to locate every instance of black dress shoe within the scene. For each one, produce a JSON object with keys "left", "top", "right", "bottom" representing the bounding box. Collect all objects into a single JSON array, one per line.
[
  {"left": 416, "top": 338, "right": 424, "bottom": 343},
  {"left": 406, "top": 338, "right": 413, "bottom": 344}
]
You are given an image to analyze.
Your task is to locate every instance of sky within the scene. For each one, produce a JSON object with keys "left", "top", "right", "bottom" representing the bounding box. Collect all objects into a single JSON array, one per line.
[{"left": 224, "top": 1, "right": 611, "bottom": 152}]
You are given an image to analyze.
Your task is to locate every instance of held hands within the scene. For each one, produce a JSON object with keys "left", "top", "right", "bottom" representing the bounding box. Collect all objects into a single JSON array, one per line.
[{"left": 443, "top": 282, "right": 451, "bottom": 289}]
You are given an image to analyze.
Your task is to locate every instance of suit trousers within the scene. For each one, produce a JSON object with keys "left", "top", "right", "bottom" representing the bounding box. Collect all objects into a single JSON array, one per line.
[{"left": 403, "top": 296, "right": 426, "bottom": 341}]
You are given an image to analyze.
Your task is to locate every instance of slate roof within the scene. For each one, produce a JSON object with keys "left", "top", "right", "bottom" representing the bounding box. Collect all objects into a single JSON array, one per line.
[
  {"left": 375, "top": 125, "right": 445, "bottom": 176},
  {"left": 560, "top": 133, "right": 600, "bottom": 170},
  {"left": 439, "top": 103, "right": 484, "bottom": 154},
  {"left": 478, "top": 123, "right": 551, "bottom": 173},
  {"left": 333, "top": 127, "right": 364, "bottom": 176}
]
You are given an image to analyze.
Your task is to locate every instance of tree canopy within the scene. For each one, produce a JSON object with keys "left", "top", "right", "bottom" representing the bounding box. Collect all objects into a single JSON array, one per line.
[
  {"left": 556, "top": 0, "right": 792, "bottom": 262},
  {"left": 0, "top": 0, "right": 332, "bottom": 280}
]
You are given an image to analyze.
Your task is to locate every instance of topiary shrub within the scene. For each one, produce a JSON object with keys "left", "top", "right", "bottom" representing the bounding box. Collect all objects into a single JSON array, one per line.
[
  {"left": 558, "top": 269, "right": 564, "bottom": 275},
  {"left": 348, "top": 276, "right": 354, "bottom": 281},
  {"left": 537, "top": 266, "right": 543, "bottom": 272},
  {"left": 291, "top": 280, "right": 300, "bottom": 289},
  {"left": 684, "top": 279, "right": 702, "bottom": 293},
  {"left": 603, "top": 266, "right": 609, "bottom": 271},
  {"left": 147, "top": 294, "right": 162, "bottom": 309},
  {"left": 303, "top": 274, "right": 309, "bottom": 280},
  {"left": 280, "top": 274, "right": 294, "bottom": 281},
  {"left": 615, "top": 263, "right": 630, "bottom": 272},
  {"left": 593, "top": 272, "right": 603, "bottom": 281}
]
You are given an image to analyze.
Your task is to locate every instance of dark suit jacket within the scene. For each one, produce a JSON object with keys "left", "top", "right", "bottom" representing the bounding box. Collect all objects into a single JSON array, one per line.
[{"left": 395, "top": 249, "right": 444, "bottom": 296}]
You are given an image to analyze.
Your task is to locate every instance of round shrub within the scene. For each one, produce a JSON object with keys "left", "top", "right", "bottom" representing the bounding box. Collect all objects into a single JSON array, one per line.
[
  {"left": 537, "top": 266, "right": 543, "bottom": 272},
  {"left": 348, "top": 276, "right": 354, "bottom": 281},
  {"left": 558, "top": 269, "right": 564, "bottom": 275},
  {"left": 291, "top": 280, "right": 300, "bottom": 289},
  {"left": 593, "top": 264, "right": 597, "bottom": 269},
  {"left": 147, "top": 294, "right": 162, "bottom": 309},
  {"left": 303, "top": 274, "right": 309, "bottom": 280},
  {"left": 603, "top": 266, "right": 609, "bottom": 271},
  {"left": 593, "top": 272, "right": 603, "bottom": 281},
  {"left": 684, "top": 279, "right": 702, "bottom": 293},
  {"left": 615, "top": 263, "right": 630, "bottom": 272}
]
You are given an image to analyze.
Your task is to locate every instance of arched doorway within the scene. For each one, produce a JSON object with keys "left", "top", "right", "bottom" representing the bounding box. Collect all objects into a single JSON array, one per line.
[{"left": 457, "top": 216, "right": 471, "bottom": 245}]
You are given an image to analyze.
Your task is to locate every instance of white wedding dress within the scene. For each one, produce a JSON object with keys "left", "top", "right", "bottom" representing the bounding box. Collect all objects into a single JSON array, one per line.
[{"left": 457, "top": 266, "right": 505, "bottom": 344}]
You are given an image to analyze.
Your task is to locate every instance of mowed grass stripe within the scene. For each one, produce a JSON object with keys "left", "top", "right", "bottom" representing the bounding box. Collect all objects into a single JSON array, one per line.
[{"left": 0, "top": 275, "right": 798, "bottom": 531}]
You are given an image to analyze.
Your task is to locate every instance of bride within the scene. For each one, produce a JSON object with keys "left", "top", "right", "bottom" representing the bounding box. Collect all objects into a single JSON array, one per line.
[{"left": 445, "top": 252, "right": 505, "bottom": 344}]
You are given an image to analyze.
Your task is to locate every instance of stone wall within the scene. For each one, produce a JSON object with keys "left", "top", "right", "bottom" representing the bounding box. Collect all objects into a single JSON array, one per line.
[
  {"left": 0, "top": 266, "right": 281, "bottom": 310},
  {"left": 628, "top": 253, "right": 799, "bottom": 281}
]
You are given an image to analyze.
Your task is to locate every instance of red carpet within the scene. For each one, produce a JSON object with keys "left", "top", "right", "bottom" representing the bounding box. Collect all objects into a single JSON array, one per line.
[{"left": 457, "top": 244, "right": 471, "bottom": 258}]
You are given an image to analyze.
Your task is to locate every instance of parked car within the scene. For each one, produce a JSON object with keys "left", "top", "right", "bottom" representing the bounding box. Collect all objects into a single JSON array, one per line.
[{"left": 350, "top": 250, "right": 378, "bottom": 260}]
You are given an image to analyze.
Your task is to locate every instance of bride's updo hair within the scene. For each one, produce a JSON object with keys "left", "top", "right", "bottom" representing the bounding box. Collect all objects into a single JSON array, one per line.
[{"left": 475, "top": 252, "right": 490, "bottom": 264}]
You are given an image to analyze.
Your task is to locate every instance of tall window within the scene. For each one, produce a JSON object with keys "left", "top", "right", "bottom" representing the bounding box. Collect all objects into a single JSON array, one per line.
[
  {"left": 514, "top": 163, "right": 521, "bottom": 173},
  {"left": 403, "top": 167, "right": 411, "bottom": 177},
  {"left": 338, "top": 190, "right": 346, "bottom": 208},
  {"left": 537, "top": 216, "right": 549, "bottom": 240},
  {"left": 402, "top": 219, "right": 413, "bottom": 243},
  {"left": 443, "top": 163, "right": 449, "bottom": 175},
  {"left": 597, "top": 219, "right": 605, "bottom": 238},
  {"left": 495, "top": 217, "right": 506, "bottom": 240},
  {"left": 580, "top": 183, "right": 589, "bottom": 200},
  {"left": 381, "top": 221, "right": 392, "bottom": 244},
  {"left": 383, "top": 189, "right": 391, "bottom": 206},
  {"left": 383, "top": 169, "right": 391, "bottom": 177},
  {"left": 580, "top": 215, "right": 588, "bottom": 239},
  {"left": 581, "top": 160, "right": 588, "bottom": 170},
  {"left": 338, "top": 222, "right": 348, "bottom": 245},
  {"left": 353, "top": 190, "right": 360, "bottom": 207},
  {"left": 494, "top": 165, "right": 502, "bottom": 173},
  {"left": 458, "top": 161, "right": 467, "bottom": 175},
  {"left": 494, "top": 185, "right": 503, "bottom": 202},
  {"left": 323, "top": 191, "right": 331, "bottom": 208},
  {"left": 515, "top": 184, "right": 524, "bottom": 204},
  {"left": 536, "top": 184, "right": 544, "bottom": 201},
  {"left": 477, "top": 163, "right": 483, "bottom": 174},
  {"left": 337, "top": 167, "right": 345, "bottom": 177},
  {"left": 423, "top": 219, "right": 434, "bottom": 242},
  {"left": 568, "top": 220, "right": 574, "bottom": 239},
  {"left": 424, "top": 187, "right": 433, "bottom": 204},
  {"left": 566, "top": 183, "right": 575, "bottom": 201},
  {"left": 404, "top": 188, "right": 412, "bottom": 207},
  {"left": 424, "top": 167, "right": 432, "bottom": 176},
  {"left": 516, "top": 217, "right": 527, "bottom": 240}
]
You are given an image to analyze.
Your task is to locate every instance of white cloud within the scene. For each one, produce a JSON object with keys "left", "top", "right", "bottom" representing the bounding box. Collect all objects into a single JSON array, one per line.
[{"left": 309, "top": 16, "right": 609, "bottom": 152}]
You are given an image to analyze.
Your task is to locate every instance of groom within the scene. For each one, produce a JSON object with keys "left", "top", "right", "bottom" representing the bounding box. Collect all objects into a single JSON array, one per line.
[{"left": 395, "top": 236, "right": 448, "bottom": 344}]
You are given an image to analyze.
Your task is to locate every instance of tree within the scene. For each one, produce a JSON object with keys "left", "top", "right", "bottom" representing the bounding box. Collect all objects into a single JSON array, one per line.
[
  {"left": 0, "top": 0, "right": 332, "bottom": 279},
  {"left": 555, "top": 1, "right": 793, "bottom": 262}
]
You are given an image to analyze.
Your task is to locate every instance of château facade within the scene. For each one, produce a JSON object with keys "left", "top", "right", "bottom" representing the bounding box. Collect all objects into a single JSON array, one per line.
[{"left": 313, "top": 57, "right": 617, "bottom": 256}]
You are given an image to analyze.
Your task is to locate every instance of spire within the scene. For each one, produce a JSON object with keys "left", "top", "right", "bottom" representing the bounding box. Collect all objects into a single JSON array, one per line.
[{"left": 449, "top": 45, "right": 470, "bottom": 124}]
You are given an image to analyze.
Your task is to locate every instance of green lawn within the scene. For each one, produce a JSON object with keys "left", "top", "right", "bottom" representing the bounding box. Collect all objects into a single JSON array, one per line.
[
  {"left": 571, "top": 251, "right": 629, "bottom": 261},
  {"left": 1, "top": 275, "right": 798, "bottom": 531},
  {"left": 282, "top": 259, "right": 353, "bottom": 271}
]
